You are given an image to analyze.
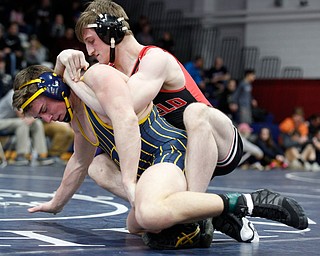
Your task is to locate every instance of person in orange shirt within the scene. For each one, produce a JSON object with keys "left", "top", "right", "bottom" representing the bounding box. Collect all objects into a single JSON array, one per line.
[{"left": 279, "top": 107, "right": 316, "bottom": 170}]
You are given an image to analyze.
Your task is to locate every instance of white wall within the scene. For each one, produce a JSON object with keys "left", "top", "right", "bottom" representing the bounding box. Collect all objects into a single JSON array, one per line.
[
  {"left": 246, "top": 20, "right": 320, "bottom": 77},
  {"left": 149, "top": 0, "right": 320, "bottom": 78},
  {"left": 245, "top": 0, "right": 320, "bottom": 77}
]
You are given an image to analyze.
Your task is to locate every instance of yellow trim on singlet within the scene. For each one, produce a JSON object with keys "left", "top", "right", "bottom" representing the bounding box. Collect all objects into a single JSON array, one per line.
[
  {"left": 76, "top": 102, "right": 154, "bottom": 148},
  {"left": 74, "top": 103, "right": 100, "bottom": 147},
  {"left": 150, "top": 107, "right": 187, "bottom": 139},
  {"left": 160, "top": 153, "right": 169, "bottom": 163},
  {"left": 88, "top": 106, "right": 153, "bottom": 158},
  {"left": 148, "top": 107, "right": 187, "bottom": 150},
  {"left": 159, "top": 146, "right": 163, "bottom": 156},
  {"left": 89, "top": 103, "right": 152, "bottom": 130},
  {"left": 171, "top": 144, "right": 183, "bottom": 165}
]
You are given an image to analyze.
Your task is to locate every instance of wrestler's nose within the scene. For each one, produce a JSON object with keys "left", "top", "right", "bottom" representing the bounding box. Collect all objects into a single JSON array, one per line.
[{"left": 39, "top": 113, "right": 52, "bottom": 123}]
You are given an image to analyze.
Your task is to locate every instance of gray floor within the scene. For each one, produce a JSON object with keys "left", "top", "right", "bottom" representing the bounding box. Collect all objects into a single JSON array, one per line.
[{"left": 0, "top": 163, "right": 319, "bottom": 255}]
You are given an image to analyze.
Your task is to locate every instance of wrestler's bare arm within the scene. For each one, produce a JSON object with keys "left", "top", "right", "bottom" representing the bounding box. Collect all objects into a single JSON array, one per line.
[
  {"left": 127, "top": 49, "right": 168, "bottom": 113},
  {"left": 28, "top": 126, "right": 96, "bottom": 213},
  {"left": 51, "top": 129, "right": 96, "bottom": 208},
  {"left": 69, "top": 64, "right": 141, "bottom": 206},
  {"left": 55, "top": 49, "right": 184, "bottom": 114}
]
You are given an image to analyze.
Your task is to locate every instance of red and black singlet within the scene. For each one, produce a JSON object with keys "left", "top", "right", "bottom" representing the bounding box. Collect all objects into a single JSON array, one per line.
[{"left": 130, "top": 46, "right": 212, "bottom": 130}]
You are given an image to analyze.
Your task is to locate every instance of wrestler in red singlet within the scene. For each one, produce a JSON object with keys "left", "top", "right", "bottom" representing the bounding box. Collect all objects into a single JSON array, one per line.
[{"left": 131, "top": 46, "right": 211, "bottom": 130}]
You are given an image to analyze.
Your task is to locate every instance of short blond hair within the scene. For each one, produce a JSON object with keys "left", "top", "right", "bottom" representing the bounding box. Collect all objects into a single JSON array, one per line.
[
  {"left": 75, "top": 0, "right": 132, "bottom": 43},
  {"left": 12, "top": 65, "right": 52, "bottom": 112}
]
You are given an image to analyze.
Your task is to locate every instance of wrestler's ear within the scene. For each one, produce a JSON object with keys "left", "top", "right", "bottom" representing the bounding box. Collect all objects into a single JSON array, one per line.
[
  {"left": 38, "top": 72, "right": 70, "bottom": 101},
  {"left": 92, "top": 14, "right": 127, "bottom": 45}
]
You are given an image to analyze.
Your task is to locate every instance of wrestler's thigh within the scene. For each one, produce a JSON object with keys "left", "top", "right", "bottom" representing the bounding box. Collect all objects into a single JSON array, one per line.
[
  {"left": 206, "top": 107, "right": 235, "bottom": 157},
  {"left": 135, "top": 163, "right": 187, "bottom": 204},
  {"left": 88, "top": 153, "right": 121, "bottom": 185},
  {"left": 90, "top": 153, "right": 120, "bottom": 171}
]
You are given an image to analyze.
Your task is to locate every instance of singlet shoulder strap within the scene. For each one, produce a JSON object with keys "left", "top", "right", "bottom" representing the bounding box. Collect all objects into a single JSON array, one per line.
[
  {"left": 75, "top": 103, "right": 100, "bottom": 147},
  {"left": 130, "top": 45, "right": 160, "bottom": 76}
]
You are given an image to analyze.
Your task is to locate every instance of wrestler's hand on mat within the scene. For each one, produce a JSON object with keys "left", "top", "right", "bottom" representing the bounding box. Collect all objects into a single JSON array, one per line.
[
  {"left": 28, "top": 200, "right": 63, "bottom": 214},
  {"left": 56, "top": 49, "right": 89, "bottom": 82}
]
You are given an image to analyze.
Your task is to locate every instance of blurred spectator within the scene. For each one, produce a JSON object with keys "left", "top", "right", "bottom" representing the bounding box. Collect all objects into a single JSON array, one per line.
[
  {"left": 57, "top": 27, "right": 85, "bottom": 51},
  {"left": 9, "top": 3, "right": 30, "bottom": 35},
  {"left": 238, "top": 122, "right": 264, "bottom": 170},
  {"left": 3, "top": 22, "right": 24, "bottom": 76},
  {"left": 0, "top": 57, "right": 13, "bottom": 99},
  {"left": 0, "top": 89, "right": 54, "bottom": 166},
  {"left": 70, "top": 0, "right": 82, "bottom": 26},
  {"left": 184, "top": 56, "right": 205, "bottom": 91},
  {"left": 311, "top": 129, "right": 320, "bottom": 171},
  {"left": 307, "top": 113, "right": 320, "bottom": 138},
  {"left": 132, "top": 15, "right": 150, "bottom": 35},
  {"left": 135, "top": 22, "right": 154, "bottom": 45},
  {"left": 34, "top": 0, "right": 53, "bottom": 48},
  {"left": 53, "top": 27, "right": 86, "bottom": 62},
  {"left": 256, "top": 127, "right": 289, "bottom": 169},
  {"left": 43, "top": 122, "right": 74, "bottom": 161},
  {"left": 50, "top": 14, "right": 66, "bottom": 39},
  {"left": 157, "top": 31, "right": 174, "bottom": 54},
  {"left": 229, "top": 69, "right": 256, "bottom": 125},
  {"left": 24, "top": 35, "right": 49, "bottom": 66},
  {"left": 279, "top": 107, "right": 316, "bottom": 170},
  {"left": 252, "top": 100, "right": 269, "bottom": 123},
  {"left": 0, "top": 23, "right": 6, "bottom": 56},
  {"left": 216, "top": 79, "right": 237, "bottom": 120},
  {"left": 205, "top": 56, "right": 230, "bottom": 99}
]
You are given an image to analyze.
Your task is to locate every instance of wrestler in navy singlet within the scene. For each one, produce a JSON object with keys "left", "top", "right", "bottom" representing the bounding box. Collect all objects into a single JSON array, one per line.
[{"left": 81, "top": 104, "right": 188, "bottom": 177}]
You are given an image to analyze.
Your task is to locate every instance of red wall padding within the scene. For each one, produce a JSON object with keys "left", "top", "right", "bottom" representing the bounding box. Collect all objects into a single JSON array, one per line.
[{"left": 253, "top": 79, "right": 320, "bottom": 123}]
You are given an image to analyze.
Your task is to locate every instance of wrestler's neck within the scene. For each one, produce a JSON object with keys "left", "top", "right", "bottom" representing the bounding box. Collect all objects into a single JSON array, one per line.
[
  {"left": 113, "top": 35, "right": 144, "bottom": 76},
  {"left": 68, "top": 92, "right": 81, "bottom": 115}
]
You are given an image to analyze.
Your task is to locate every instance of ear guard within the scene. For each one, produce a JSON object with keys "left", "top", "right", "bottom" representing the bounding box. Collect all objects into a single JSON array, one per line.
[
  {"left": 87, "top": 14, "right": 127, "bottom": 46},
  {"left": 87, "top": 13, "right": 128, "bottom": 64},
  {"left": 19, "top": 72, "right": 73, "bottom": 122}
]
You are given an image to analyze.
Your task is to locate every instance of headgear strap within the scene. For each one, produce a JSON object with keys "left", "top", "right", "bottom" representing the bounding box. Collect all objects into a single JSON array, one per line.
[
  {"left": 86, "top": 11, "right": 128, "bottom": 64},
  {"left": 18, "top": 72, "right": 73, "bottom": 122}
]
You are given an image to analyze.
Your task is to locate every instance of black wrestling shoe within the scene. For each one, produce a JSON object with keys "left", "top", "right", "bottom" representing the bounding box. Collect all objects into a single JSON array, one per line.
[
  {"left": 212, "top": 213, "right": 259, "bottom": 243},
  {"left": 249, "top": 189, "right": 308, "bottom": 230},
  {"left": 141, "top": 223, "right": 200, "bottom": 250},
  {"left": 198, "top": 218, "right": 214, "bottom": 248}
]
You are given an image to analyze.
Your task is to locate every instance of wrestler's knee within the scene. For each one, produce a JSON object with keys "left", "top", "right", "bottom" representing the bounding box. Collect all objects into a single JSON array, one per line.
[
  {"left": 135, "top": 200, "right": 168, "bottom": 231},
  {"left": 89, "top": 155, "right": 126, "bottom": 196},
  {"left": 183, "top": 103, "right": 210, "bottom": 130},
  {"left": 87, "top": 160, "right": 101, "bottom": 183},
  {"left": 87, "top": 156, "right": 110, "bottom": 185}
]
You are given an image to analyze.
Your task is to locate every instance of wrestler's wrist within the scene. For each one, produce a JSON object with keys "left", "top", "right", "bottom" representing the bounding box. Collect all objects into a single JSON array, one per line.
[{"left": 50, "top": 198, "right": 65, "bottom": 212}]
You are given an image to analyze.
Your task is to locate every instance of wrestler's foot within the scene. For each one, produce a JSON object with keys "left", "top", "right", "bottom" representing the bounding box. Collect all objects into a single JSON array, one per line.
[
  {"left": 235, "top": 189, "right": 308, "bottom": 230},
  {"left": 141, "top": 223, "right": 200, "bottom": 250},
  {"left": 212, "top": 213, "right": 259, "bottom": 243}
]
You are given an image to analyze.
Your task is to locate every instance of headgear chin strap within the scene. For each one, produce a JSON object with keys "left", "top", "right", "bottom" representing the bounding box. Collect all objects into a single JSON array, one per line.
[
  {"left": 86, "top": 12, "right": 128, "bottom": 64},
  {"left": 19, "top": 72, "right": 73, "bottom": 122}
]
